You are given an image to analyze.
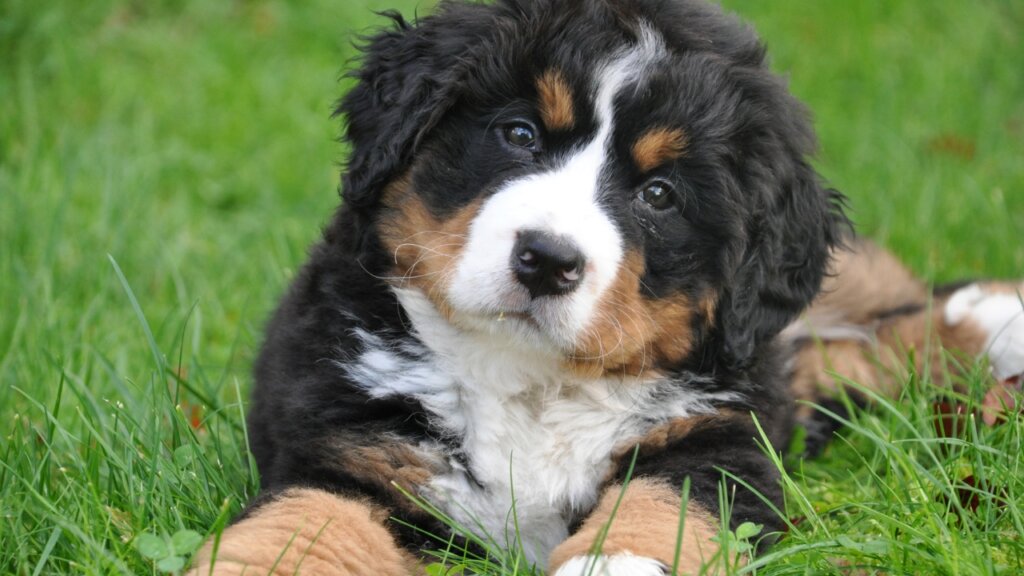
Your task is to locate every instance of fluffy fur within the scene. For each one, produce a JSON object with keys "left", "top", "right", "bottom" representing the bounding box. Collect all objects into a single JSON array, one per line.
[{"left": 189, "top": 0, "right": 1024, "bottom": 574}]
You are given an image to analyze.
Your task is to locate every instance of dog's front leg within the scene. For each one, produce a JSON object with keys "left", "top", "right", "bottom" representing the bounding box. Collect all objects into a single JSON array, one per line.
[
  {"left": 548, "top": 478, "right": 718, "bottom": 576},
  {"left": 187, "top": 488, "right": 420, "bottom": 576},
  {"left": 549, "top": 414, "right": 783, "bottom": 576}
]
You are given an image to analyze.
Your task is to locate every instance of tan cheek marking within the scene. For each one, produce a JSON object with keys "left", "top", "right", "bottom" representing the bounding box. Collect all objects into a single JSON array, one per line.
[
  {"left": 537, "top": 69, "right": 576, "bottom": 131},
  {"left": 187, "top": 489, "right": 420, "bottom": 576},
  {"left": 378, "top": 176, "right": 482, "bottom": 319},
  {"left": 548, "top": 479, "right": 720, "bottom": 574},
  {"left": 632, "top": 128, "right": 688, "bottom": 173},
  {"left": 570, "top": 252, "right": 695, "bottom": 378}
]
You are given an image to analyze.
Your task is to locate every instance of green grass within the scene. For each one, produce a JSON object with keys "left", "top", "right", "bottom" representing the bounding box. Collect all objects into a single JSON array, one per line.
[{"left": 2, "top": 0, "right": 1022, "bottom": 573}]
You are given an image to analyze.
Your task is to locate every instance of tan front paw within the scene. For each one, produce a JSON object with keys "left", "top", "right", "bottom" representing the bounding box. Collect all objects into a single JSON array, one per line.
[{"left": 547, "top": 480, "right": 719, "bottom": 576}]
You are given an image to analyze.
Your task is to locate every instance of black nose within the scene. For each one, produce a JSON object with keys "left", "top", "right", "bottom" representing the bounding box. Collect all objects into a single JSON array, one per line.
[{"left": 512, "top": 230, "right": 586, "bottom": 298}]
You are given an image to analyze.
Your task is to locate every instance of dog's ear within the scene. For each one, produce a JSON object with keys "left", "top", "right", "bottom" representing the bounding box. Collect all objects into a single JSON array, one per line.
[
  {"left": 719, "top": 130, "right": 850, "bottom": 368},
  {"left": 336, "top": 11, "right": 466, "bottom": 208}
]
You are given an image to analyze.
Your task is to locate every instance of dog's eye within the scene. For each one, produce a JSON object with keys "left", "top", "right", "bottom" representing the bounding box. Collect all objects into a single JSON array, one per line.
[
  {"left": 504, "top": 123, "right": 538, "bottom": 150},
  {"left": 639, "top": 181, "right": 675, "bottom": 211}
]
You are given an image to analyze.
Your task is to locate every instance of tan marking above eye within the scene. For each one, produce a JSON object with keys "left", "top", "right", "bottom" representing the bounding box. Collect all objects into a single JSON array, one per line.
[
  {"left": 536, "top": 69, "right": 575, "bottom": 131},
  {"left": 632, "top": 127, "right": 688, "bottom": 172}
]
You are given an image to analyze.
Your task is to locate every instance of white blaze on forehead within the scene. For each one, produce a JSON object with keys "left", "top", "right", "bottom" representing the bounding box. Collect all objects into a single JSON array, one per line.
[{"left": 446, "top": 26, "right": 667, "bottom": 348}]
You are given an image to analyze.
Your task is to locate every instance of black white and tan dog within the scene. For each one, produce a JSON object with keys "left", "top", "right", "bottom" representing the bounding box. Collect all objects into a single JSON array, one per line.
[{"left": 190, "top": 0, "right": 1024, "bottom": 573}]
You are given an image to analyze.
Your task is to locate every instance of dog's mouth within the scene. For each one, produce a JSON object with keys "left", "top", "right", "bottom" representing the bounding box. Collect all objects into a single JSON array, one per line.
[
  {"left": 474, "top": 299, "right": 557, "bottom": 330},
  {"left": 490, "top": 308, "right": 548, "bottom": 336},
  {"left": 493, "top": 310, "right": 533, "bottom": 324},
  {"left": 443, "top": 294, "right": 585, "bottom": 351}
]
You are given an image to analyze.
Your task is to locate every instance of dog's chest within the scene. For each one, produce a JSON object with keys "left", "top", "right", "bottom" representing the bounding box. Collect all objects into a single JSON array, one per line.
[
  {"left": 340, "top": 290, "right": 736, "bottom": 562},
  {"left": 423, "top": 361, "right": 662, "bottom": 565},
  {"left": 344, "top": 330, "right": 654, "bottom": 560}
]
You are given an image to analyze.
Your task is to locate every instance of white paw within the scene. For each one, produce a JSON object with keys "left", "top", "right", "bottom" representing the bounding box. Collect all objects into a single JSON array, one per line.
[
  {"left": 945, "top": 283, "right": 1024, "bottom": 379},
  {"left": 553, "top": 553, "right": 668, "bottom": 576}
]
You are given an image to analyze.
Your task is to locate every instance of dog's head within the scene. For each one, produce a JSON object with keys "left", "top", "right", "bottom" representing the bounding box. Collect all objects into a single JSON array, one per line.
[{"left": 333, "top": 0, "right": 848, "bottom": 376}]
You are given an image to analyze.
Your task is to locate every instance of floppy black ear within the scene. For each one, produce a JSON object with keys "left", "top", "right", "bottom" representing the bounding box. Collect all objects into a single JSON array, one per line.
[
  {"left": 336, "top": 11, "right": 467, "bottom": 209},
  {"left": 719, "top": 154, "right": 849, "bottom": 368}
]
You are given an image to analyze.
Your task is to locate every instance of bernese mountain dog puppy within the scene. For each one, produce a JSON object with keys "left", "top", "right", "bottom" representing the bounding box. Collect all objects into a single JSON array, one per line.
[{"left": 191, "top": 0, "right": 1024, "bottom": 573}]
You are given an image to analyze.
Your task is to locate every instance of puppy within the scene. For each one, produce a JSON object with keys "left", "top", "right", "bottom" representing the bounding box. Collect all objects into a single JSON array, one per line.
[{"left": 190, "top": 0, "right": 1024, "bottom": 573}]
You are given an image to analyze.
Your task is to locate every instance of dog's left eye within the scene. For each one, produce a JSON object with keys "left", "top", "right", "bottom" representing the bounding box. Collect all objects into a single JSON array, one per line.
[
  {"left": 504, "top": 123, "right": 539, "bottom": 150},
  {"left": 639, "top": 181, "right": 675, "bottom": 211}
]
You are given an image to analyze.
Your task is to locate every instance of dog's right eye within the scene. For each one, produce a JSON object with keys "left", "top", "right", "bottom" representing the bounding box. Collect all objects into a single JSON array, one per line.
[{"left": 503, "top": 123, "right": 538, "bottom": 150}]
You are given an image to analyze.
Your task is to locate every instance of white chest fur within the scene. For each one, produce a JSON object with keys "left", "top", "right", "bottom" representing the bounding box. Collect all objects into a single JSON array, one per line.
[{"left": 341, "top": 289, "right": 737, "bottom": 564}]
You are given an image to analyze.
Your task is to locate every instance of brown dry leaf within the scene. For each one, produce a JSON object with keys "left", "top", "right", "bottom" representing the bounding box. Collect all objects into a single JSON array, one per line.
[{"left": 926, "top": 133, "right": 976, "bottom": 161}]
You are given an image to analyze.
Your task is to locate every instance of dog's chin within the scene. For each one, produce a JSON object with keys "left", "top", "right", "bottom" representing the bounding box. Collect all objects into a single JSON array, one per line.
[
  {"left": 444, "top": 292, "right": 588, "bottom": 354},
  {"left": 452, "top": 309, "right": 550, "bottom": 342}
]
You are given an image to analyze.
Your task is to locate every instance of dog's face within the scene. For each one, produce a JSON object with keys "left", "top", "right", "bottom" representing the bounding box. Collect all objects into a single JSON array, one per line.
[{"left": 338, "top": 0, "right": 847, "bottom": 377}]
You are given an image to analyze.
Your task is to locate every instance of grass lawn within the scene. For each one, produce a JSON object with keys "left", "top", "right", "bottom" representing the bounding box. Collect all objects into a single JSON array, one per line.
[{"left": 2, "top": 0, "right": 1022, "bottom": 573}]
